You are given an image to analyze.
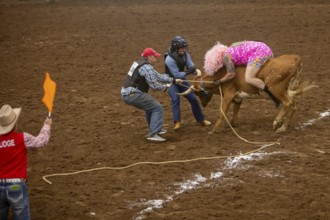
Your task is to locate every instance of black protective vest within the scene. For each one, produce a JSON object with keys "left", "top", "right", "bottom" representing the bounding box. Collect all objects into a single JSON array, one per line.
[
  {"left": 164, "top": 50, "right": 187, "bottom": 78},
  {"left": 123, "top": 58, "right": 149, "bottom": 93}
]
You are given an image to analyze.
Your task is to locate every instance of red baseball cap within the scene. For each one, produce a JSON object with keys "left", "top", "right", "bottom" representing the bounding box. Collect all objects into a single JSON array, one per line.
[{"left": 141, "top": 48, "right": 161, "bottom": 58}]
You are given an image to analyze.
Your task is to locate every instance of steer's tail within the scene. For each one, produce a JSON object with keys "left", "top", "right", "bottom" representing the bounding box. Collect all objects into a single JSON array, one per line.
[{"left": 288, "top": 62, "right": 318, "bottom": 97}]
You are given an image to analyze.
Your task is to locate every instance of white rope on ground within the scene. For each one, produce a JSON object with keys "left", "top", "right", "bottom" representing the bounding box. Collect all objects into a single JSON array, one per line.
[{"left": 42, "top": 144, "right": 274, "bottom": 184}]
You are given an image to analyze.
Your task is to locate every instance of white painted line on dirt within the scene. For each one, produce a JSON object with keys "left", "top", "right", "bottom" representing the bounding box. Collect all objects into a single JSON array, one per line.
[
  {"left": 133, "top": 149, "right": 277, "bottom": 220},
  {"left": 210, "top": 171, "right": 223, "bottom": 179},
  {"left": 174, "top": 174, "right": 207, "bottom": 195},
  {"left": 132, "top": 174, "right": 209, "bottom": 220},
  {"left": 132, "top": 110, "right": 329, "bottom": 220},
  {"left": 296, "top": 109, "right": 330, "bottom": 129},
  {"left": 224, "top": 152, "right": 270, "bottom": 169}
]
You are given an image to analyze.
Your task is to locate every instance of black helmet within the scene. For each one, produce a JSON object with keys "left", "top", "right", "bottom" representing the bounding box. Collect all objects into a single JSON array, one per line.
[{"left": 171, "top": 36, "right": 188, "bottom": 51}]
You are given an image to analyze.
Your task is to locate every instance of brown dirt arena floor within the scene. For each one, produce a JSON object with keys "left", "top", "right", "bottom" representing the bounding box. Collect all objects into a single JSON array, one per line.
[{"left": 1, "top": 0, "right": 330, "bottom": 219}]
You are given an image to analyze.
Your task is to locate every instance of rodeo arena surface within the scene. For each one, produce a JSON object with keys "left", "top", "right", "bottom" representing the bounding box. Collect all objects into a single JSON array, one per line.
[{"left": 1, "top": 0, "right": 330, "bottom": 219}]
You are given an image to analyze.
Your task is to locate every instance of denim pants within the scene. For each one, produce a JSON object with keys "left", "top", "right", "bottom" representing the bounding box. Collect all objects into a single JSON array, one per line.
[
  {"left": 0, "top": 182, "right": 30, "bottom": 220},
  {"left": 168, "top": 82, "right": 205, "bottom": 123},
  {"left": 123, "top": 92, "right": 164, "bottom": 137}
]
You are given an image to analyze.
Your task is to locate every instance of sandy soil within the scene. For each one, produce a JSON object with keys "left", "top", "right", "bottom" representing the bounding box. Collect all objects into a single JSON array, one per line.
[{"left": 1, "top": 0, "right": 329, "bottom": 219}]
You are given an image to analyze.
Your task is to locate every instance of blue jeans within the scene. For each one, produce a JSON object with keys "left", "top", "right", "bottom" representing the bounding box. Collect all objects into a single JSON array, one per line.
[
  {"left": 0, "top": 182, "right": 30, "bottom": 220},
  {"left": 122, "top": 92, "right": 164, "bottom": 137},
  {"left": 168, "top": 82, "right": 205, "bottom": 123}
]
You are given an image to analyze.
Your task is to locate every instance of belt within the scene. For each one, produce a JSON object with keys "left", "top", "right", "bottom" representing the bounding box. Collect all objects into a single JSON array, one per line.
[{"left": 0, "top": 178, "right": 26, "bottom": 183}]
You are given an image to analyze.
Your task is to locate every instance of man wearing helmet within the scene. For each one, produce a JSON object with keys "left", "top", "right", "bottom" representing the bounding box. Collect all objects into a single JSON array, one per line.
[{"left": 165, "top": 36, "right": 211, "bottom": 130}]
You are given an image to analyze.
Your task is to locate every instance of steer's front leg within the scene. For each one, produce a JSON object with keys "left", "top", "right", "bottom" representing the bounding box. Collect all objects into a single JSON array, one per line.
[{"left": 230, "top": 100, "right": 242, "bottom": 127}]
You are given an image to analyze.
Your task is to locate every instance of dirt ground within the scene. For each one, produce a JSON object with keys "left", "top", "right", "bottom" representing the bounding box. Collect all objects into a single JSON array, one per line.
[{"left": 1, "top": 0, "right": 329, "bottom": 219}]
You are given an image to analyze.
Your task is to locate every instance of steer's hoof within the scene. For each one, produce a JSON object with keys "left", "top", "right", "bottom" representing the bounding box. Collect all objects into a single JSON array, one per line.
[{"left": 275, "top": 126, "right": 287, "bottom": 134}]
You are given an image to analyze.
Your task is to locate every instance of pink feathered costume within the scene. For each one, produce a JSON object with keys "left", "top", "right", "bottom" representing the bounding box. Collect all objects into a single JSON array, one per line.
[{"left": 204, "top": 41, "right": 273, "bottom": 75}]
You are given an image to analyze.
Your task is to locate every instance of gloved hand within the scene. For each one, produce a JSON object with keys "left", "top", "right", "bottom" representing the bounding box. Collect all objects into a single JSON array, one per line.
[
  {"left": 165, "top": 83, "right": 172, "bottom": 88},
  {"left": 174, "top": 79, "right": 183, "bottom": 84},
  {"left": 162, "top": 83, "right": 172, "bottom": 92},
  {"left": 185, "top": 67, "right": 196, "bottom": 75},
  {"left": 214, "top": 80, "right": 221, "bottom": 86}
]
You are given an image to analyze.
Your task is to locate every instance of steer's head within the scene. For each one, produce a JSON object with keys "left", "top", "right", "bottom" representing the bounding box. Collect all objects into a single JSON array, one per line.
[{"left": 195, "top": 90, "right": 213, "bottom": 107}]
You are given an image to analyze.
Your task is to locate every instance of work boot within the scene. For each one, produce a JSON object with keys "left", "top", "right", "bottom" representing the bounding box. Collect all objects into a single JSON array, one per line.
[
  {"left": 174, "top": 122, "right": 181, "bottom": 130},
  {"left": 201, "top": 120, "right": 212, "bottom": 126},
  {"left": 263, "top": 85, "right": 281, "bottom": 108}
]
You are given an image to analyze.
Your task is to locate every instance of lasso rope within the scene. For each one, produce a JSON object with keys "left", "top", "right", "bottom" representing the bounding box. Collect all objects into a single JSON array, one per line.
[
  {"left": 42, "top": 80, "right": 278, "bottom": 185},
  {"left": 182, "top": 79, "right": 215, "bottom": 83},
  {"left": 42, "top": 143, "right": 274, "bottom": 184}
]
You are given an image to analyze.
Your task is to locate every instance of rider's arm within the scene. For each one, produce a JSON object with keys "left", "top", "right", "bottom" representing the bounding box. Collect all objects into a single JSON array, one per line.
[{"left": 219, "top": 54, "right": 236, "bottom": 84}]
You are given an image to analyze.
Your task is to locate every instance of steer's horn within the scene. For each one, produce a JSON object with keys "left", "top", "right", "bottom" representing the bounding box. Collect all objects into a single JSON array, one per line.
[
  {"left": 177, "top": 86, "right": 196, "bottom": 96},
  {"left": 196, "top": 69, "right": 202, "bottom": 76}
]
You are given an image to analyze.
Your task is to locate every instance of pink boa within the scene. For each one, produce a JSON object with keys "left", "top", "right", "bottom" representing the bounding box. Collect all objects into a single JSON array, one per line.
[{"left": 203, "top": 42, "right": 228, "bottom": 76}]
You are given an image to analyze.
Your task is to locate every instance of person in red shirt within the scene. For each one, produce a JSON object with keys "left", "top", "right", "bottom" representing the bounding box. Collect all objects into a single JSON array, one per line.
[{"left": 0, "top": 104, "right": 52, "bottom": 220}]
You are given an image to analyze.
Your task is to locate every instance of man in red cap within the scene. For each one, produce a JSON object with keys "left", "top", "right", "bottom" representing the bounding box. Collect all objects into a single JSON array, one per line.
[{"left": 121, "top": 47, "right": 182, "bottom": 142}]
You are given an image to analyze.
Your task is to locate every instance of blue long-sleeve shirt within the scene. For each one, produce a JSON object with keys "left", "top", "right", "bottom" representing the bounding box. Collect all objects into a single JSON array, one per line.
[
  {"left": 121, "top": 63, "right": 173, "bottom": 96},
  {"left": 164, "top": 52, "right": 195, "bottom": 79}
]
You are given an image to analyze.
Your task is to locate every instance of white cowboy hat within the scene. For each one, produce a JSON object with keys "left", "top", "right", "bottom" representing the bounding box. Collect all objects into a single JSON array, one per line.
[{"left": 0, "top": 104, "right": 22, "bottom": 135}]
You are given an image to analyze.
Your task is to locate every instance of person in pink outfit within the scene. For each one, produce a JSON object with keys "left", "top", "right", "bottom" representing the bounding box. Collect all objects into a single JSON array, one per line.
[
  {"left": 0, "top": 104, "right": 52, "bottom": 220},
  {"left": 204, "top": 41, "right": 280, "bottom": 107}
]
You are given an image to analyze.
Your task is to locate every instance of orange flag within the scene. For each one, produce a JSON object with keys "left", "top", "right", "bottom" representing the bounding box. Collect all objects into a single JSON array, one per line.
[{"left": 42, "top": 72, "right": 57, "bottom": 117}]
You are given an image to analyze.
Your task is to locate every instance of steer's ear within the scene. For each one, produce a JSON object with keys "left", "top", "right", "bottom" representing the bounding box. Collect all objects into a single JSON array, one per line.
[{"left": 195, "top": 91, "right": 213, "bottom": 107}]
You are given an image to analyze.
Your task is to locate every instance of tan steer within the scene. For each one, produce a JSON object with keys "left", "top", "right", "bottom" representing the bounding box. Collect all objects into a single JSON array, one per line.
[{"left": 180, "top": 55, "right": 317, "bottom": 134}]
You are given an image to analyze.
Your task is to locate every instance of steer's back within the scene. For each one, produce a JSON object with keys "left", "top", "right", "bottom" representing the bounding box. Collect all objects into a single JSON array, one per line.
[
  {"left": 258, "top": 54, "right": 301, "bottom": 87},
  {"left": 232, "top": 54, "right": 301, "bottom": 95}
]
